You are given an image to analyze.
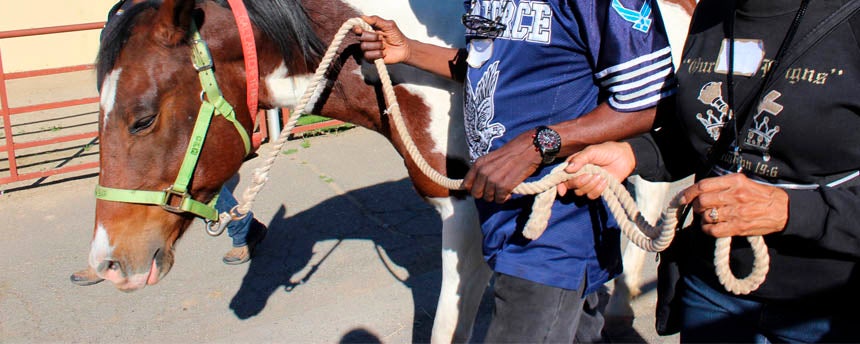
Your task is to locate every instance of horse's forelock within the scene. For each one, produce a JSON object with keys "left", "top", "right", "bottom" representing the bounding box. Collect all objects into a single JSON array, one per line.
[{"left": 96, "top": 1, "right": 161, "bottom": 90}]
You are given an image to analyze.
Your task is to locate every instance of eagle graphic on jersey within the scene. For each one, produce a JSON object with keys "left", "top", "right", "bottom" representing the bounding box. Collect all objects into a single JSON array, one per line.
[{"left": 465, "top": 61, "right": 506, "bottom": 163}]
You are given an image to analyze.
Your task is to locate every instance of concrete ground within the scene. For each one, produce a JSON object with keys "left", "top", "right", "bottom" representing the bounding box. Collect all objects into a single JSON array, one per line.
[
  {"left": 0, "top": 126, "right": 679, "bottom": 343},
  {"left": 0, "top": 69, "right": 679, "bottom": 343}
]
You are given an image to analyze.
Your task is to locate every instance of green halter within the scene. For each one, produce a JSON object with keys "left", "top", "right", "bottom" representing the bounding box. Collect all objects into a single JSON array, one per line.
[{"left": 95, "top": 20, "right": 252, "bottom": 221}]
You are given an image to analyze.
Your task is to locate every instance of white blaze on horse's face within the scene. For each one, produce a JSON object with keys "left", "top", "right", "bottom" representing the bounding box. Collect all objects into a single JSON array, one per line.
[
  {"left": 89, "top": 224, "right": 114, "bottom": 271},
  {"left": 100, "top": 68, "right": 123, "bottom": 130}
]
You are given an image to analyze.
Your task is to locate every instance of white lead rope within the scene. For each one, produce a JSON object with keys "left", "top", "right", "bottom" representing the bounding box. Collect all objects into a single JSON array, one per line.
[{"left": 229, "top": 18, "right": 769, "bottom": 295}]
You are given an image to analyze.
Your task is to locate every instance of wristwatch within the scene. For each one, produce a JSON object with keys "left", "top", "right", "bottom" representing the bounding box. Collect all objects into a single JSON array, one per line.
[{"left": 532, "top": 125, "right": 561, "bottom": 165}]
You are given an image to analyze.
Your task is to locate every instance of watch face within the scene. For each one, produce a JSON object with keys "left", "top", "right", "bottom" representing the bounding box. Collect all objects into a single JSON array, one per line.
[{"left": 536, "top": 128, "right": 561, "bottom": 151}]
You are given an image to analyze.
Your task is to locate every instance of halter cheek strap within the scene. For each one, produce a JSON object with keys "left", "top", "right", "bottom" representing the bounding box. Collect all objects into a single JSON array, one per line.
[
  {"left": 94, "top": 20, "right": 252, "bottom": 221},
  {"left": 190, "top": 20, "right": 253, "bottom": 154}
]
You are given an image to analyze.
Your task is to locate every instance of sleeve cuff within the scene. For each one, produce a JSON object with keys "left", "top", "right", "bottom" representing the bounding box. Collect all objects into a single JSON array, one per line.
[
  {"left": 780, "top": 189, "right": 828, "bottom": 240},
  {"left": 624, "top": 134, "right": 665, "bottom": 181}
]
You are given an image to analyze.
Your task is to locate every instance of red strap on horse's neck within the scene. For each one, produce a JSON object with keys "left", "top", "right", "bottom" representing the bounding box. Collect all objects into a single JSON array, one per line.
[{"left": 226, "top": 0, "right": 259, "bottom": 126}]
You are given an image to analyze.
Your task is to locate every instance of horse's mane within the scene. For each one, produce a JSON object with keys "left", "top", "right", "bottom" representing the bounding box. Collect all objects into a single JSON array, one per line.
[
  {"left": 96, "top": 0, "right": 325, "bottom": 90},
  {"left": 234, "top": 0, "right": 325, "bottom": 72}
]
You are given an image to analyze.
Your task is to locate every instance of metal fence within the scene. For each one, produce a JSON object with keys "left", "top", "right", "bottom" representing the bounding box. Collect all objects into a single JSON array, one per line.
[
  {"left": 0, "top": 22, "right": 105, "bottom": 185},
  {"left": 0, "top": 21, "right": 349, "bottom": 187}
]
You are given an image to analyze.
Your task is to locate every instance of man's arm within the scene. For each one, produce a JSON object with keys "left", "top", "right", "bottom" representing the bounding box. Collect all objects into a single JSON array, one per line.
[
  {"left": 355, "top": 16, "right": 468, "bottom": 81},
  {"left": 463, "top": 104, "right": 655, "bottom": 203},
  {"left": 554, "top": 104, "right": 655, "bottom": 157}
]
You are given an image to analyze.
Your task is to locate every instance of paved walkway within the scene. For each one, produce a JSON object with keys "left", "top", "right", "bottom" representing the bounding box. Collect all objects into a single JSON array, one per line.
[{"left": 0, "top": 125, "right": 677, "bottom": 343}]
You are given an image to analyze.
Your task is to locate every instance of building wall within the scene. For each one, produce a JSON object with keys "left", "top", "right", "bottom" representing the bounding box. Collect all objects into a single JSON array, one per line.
[{"left": 0, "top": 1, "right": 116, "bottom": 73}]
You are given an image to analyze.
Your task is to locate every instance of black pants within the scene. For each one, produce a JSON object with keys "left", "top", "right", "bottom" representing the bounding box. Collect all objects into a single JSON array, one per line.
[{"left": 484, "top": 272, "right": 605, "bottom": 343}]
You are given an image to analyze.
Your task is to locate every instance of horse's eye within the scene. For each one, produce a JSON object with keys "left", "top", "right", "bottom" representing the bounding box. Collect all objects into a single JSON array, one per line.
[{"left": 129, "top": 115, "right": 157, "bottom": 134}]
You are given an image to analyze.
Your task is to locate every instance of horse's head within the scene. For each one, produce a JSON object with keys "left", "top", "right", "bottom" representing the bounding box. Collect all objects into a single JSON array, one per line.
[{"left": 91, "top": 0, "right": 259, "bottom": 291}]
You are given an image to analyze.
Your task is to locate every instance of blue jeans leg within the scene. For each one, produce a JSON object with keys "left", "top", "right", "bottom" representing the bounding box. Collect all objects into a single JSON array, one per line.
[
  {"left": 680, "top": 274, "right": 837, "bottom": 343},
  {"left": 214, "top": 186, "right": 252, "bottom": 247}
]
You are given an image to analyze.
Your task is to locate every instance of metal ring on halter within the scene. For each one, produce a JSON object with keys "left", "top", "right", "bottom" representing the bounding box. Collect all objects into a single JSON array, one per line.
[
  {"left": 229, "top": 205, "right": 250, "bottom": 221},
  {"left": 205, "top": 211, "right": 233, "bottom": 236},
  {"left": 205, "top": 219, "right": 224, "bottom": 236},
  {"left": 709, "top": 208, "right": 719, "bottom": 222}
]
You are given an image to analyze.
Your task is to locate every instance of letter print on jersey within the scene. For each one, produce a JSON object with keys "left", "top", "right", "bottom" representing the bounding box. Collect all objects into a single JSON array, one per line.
[
  {"left": 611, "top": 0, "right": 653, "bottom": 33},
  {"left": 465, "top": 61, "right": 506, "bottom": 162}
]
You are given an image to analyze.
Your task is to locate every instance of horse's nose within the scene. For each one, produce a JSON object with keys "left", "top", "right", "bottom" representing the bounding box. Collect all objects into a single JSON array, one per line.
[
  {"left": 97, "top": 259, "right": 126, "bottom": 283},
  {"left": 99, "top": 259, "right": 120, "bottom": 272}
]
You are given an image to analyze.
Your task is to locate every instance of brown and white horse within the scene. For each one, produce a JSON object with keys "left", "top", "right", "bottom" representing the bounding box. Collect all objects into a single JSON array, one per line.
[{"left": 88, "top": 0, "right": 487, "bottom": 342}]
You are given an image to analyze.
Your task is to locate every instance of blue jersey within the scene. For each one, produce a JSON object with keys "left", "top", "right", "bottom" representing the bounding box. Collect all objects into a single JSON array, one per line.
[{"left": 463, "top": 0, "right": 676, "bottom": 292}]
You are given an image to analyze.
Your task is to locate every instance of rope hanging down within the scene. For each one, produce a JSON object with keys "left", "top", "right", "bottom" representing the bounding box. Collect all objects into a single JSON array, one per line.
[{"left": 231, "top": 18, "right": 769, "bottom": 295}]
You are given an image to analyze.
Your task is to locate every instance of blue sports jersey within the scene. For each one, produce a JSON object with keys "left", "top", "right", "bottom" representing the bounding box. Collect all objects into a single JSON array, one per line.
[{"left": 462, "top": 0, "right": 676, "bottom": 292}]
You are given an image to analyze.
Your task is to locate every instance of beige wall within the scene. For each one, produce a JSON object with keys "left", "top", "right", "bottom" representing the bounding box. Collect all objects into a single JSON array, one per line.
[
  {"left": 0, "top": 1, "right": 695, "bottom": 74},
  {"left": 0, "top": 1, "right": 117, "bottom": 73}
]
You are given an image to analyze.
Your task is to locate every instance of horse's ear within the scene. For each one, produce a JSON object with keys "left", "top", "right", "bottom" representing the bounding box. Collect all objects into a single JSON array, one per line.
[{"left": 151, "top": 0, "right": 196, "bottom": 47}]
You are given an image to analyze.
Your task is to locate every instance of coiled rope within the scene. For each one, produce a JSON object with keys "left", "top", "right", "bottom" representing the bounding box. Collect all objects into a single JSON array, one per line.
[{"left": 232, "top": 18, "right": 769, "bottom": 295}]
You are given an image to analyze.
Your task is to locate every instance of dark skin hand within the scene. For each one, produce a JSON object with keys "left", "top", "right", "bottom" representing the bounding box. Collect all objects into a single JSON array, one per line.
[
  {"left": 465, "top": 104, "right": 655, "bottom": 204},
  {"left": 353, "top": 15, "right": 464, "bottom": 80},
  {"left": 463, "top": 131, "right": 543, "bottom": 203}
]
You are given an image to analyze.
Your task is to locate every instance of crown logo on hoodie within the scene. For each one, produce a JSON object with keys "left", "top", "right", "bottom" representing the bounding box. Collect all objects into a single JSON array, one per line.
[
  {"left": 744, "top": 91, "right": 783, "bottom": 151},
  {"left": 695, "top": 82, "right": 731, "bottom": 141}
]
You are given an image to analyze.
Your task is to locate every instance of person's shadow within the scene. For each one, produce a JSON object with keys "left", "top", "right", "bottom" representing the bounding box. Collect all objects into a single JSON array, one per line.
[{"left": 227, "top": 178, "right": 492, "bottom": 342}]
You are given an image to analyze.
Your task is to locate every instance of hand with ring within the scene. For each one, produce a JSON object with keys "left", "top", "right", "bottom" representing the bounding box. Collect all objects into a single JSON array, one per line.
[
  {"left": 708, "top": 207, "right": 719, "bottom": 223},
  {"left": 679, "top": 173, "right": 790, "bottom": 238}
]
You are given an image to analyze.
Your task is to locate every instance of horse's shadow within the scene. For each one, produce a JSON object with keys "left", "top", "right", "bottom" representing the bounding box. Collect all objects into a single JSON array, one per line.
[{"left": 228, "top": 178, "right": 490, "bottom": 342}]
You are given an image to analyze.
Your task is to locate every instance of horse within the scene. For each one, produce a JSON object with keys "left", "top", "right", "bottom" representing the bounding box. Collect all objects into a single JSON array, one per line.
[{"left": 86, "top": 0, "right": 488, "bottom": 342}]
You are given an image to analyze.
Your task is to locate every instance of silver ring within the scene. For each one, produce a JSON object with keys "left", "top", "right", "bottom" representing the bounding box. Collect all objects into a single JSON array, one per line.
[{"left": 708, "top": 208, "right": 719, "bottom": 222}]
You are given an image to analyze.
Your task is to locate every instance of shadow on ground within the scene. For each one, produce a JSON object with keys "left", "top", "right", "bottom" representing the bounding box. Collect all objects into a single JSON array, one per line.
[
  {"left": 220, "top": 176, "right": 653, "bottom": 343},
  {"left": 225, "top": 178, "right": 493, "bottom": 342}
]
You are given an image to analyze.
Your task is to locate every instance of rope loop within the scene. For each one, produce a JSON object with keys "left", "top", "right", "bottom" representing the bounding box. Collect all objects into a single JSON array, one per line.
[{"left": 233, "top": 17, "right": 770, "bottom": 295}]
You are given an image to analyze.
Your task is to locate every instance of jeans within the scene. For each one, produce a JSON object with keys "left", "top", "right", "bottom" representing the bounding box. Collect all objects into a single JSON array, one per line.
[
  {"left": 679, "top": 274, "right": 852, "bottom": 343},
  {"left": 214, "top": 186, "right": 252, "bottom": 247},
  {"left": 484, "top": 272, "right": 605, "bottom": 343}
]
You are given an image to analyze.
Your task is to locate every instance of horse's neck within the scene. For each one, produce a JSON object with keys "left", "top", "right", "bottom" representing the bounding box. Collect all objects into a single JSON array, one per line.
[
  {"left": 261, "top": 0, "right": 470, "bottom": 198},
  {"left": 263, "top": 0, "right": 466, "bottom": 141}
]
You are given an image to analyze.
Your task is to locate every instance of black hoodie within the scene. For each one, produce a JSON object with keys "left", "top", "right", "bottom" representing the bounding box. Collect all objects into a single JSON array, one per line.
[{"left": 629, "top": 0, "right": 860, "bottom": 304}]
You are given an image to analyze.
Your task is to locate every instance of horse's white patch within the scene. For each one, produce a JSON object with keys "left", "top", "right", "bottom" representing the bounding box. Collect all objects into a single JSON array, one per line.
[
  {"left": 426, "top": 196, "right": 491, "bottom": 343},
  {"left": 100, "top": 68, "right": 122, "bottom": 130},
  {"left": 406, "top": 82, "right": 468, "bottom": 161},
  {"left": 344, "top": 0, "right": 464, "bottom": 47},
  {"left": 344, "top": 0, "right": 468, "bottom": 162},
  {"left": 89, "top": 224, "right": 114, "bottom": 270},
  {"left": 264, "top": 62, "right": 316, "bottom": 112}
]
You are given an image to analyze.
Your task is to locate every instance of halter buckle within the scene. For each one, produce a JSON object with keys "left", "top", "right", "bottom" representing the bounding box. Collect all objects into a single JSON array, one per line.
[
  {"left": 161, "top": 186, "right": 190, "bottom": 213},
  {"left": 191, "top": 39, "right": 214, "bottom": 72}
]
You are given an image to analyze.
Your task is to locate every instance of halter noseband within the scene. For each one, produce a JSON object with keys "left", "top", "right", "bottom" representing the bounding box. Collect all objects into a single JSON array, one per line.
[{"left": 95, "top": 20, "right": 252, "bottom": 222}]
